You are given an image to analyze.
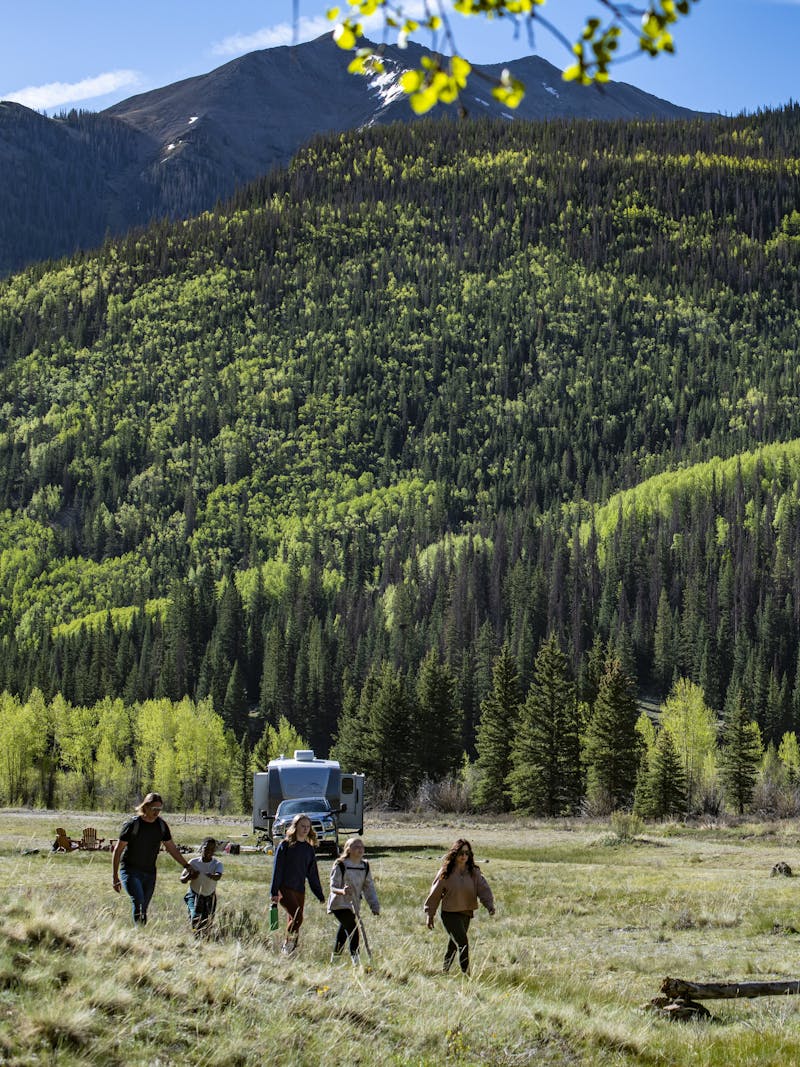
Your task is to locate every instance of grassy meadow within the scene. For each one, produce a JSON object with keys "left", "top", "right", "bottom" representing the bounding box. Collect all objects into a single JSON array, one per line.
[{"left": 3, "top": 811, "right": 800, "bottom": 1065}]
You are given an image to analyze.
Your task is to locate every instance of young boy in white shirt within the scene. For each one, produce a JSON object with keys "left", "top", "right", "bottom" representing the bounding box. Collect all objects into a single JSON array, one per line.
[{"left": 181, "top": 837, "right": 223, "bottom": 935}]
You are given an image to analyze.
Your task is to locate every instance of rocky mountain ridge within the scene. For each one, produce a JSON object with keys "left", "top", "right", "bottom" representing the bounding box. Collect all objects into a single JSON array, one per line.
[{"left": 1, "top": 34, "right": 701, "bottom": 277}]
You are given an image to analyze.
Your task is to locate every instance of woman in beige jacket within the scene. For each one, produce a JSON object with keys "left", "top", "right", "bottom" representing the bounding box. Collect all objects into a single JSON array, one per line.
[{"left": 424, "top": 838, "right": 495, "bottom": 973}]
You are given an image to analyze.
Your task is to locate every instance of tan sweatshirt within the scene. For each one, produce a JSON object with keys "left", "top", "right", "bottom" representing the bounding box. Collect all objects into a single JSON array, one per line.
[{"left": 424, "top": 866, "right": 495, "bottom": 917}]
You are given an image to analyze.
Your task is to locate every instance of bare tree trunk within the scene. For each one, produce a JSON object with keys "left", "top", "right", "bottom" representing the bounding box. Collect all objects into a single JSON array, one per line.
[{"left": 661, "top": 977, "right": 800, "bottom": 1000}]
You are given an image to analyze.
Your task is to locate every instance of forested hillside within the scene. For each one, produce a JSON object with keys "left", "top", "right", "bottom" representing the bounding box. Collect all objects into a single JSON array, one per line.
[
  {"left": 0, "top": 38, "right": 697, "bottom": 278},
  {"left": 2, "top": 107, "right": 800, "bottom": 809}
]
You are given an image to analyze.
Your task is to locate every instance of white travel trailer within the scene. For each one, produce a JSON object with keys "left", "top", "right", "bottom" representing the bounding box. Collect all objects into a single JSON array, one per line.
[{"left": 252, "top": 749, "right": 365, "bottom": 849}]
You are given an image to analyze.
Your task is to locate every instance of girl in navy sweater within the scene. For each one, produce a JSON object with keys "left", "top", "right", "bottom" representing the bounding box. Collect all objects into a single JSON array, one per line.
[{"left": 270, "top": 814, "right": 324, "bottom": 954}]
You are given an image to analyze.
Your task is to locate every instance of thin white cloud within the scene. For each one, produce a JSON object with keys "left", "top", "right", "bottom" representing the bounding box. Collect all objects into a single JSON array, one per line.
[
  {"left": 212, "top": 15, "right": 332, "bottom": 55},
  {"left": 212, "top": 2, "right": 430, "bottom": 57},
  {"left": 2, "top": 70, "right": 141, "bottom": 111}
]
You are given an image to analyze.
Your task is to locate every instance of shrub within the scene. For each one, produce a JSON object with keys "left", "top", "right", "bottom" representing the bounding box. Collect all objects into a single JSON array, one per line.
[{"left": 609, "top": 810, "right": 643, "bottom": 842}]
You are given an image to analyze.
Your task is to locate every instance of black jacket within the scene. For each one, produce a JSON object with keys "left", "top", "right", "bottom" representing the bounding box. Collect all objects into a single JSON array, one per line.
[{"left": 270, "top": 839, "right": 324, "bottom": 901}]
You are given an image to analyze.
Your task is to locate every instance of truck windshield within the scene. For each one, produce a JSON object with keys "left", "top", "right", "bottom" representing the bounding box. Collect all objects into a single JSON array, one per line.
[{"left": 277, "top": 797, "right": 330, "bottom": 815}]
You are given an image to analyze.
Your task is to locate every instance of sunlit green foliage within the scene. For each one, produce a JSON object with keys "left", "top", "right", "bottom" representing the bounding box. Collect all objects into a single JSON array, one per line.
[
  {"left": 326, "top": 0, "right": 698, "bottom": 108},
  {"left": 0, "top": 690, "right": 234, "bottom": 810},
  {"left": 659, "top": 678, "right": 717, "bottom": 810},
  {"left": 1, "top": 110, "right": 800, "bottom": 818}
]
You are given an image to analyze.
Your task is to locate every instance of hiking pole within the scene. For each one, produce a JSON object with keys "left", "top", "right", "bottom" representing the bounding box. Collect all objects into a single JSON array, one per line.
[{"left": 356, "top": 910, "right": 372, "bottom": 962}]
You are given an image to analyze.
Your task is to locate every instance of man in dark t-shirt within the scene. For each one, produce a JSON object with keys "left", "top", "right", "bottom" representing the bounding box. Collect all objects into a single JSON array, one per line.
[{"left": 112, "top": 791, "right": 191, "bottom": 924}]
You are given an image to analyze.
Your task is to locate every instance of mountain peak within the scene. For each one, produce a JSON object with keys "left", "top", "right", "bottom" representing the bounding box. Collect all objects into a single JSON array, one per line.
[{"left": 1, "top": 33, "right": 701, "bottom": 277}]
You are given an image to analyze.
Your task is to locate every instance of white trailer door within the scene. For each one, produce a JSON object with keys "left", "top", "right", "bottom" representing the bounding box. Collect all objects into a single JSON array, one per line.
[{"left": 338, "top": 774, "right": 364, "bottom": 833}]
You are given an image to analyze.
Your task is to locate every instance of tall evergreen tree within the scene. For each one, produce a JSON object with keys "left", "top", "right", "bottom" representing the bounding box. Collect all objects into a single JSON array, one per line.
[
  {"left": 416, "top": 649, "right": 463, "bottom": 781},
  {"left": 366, "top": 662, "right": 415, "bottom": 803},
  {"left": 222, "top": 660, "right": 248, "bottom": 737},
  {"left": 330, "top": 680, "right": 373, "bottom": 774},
  {"left": 506, "top": 634, "right": 581, "bottom": 815},
  {"left": 647, "top": 727, "right": 688, "bottom": 818},
  {"left": 230, "top": 733, "right": 252, "bottom": 814},
  {"left": 583, "top": 652, "right": 640, "bottom": 811},
  {"left": 652, "top": 588, "right": 676, "bottom": 692},
  {"left": 719, "top": 696, "right": 762, "bottom": 814},
  {"left": 474, "top": 644, "right": 520, "bottom": 812},
  {"left": 633, "top": 749, "right": 656, "bottom": 820}
]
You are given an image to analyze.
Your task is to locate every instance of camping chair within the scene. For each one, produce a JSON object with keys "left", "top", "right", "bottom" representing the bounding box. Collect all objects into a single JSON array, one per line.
[
  {"left": 78, "top": 827, "right": 105, "bottom": 850},
  {"left": 54, "top": 828, "right": 78, "bottom": 852}
]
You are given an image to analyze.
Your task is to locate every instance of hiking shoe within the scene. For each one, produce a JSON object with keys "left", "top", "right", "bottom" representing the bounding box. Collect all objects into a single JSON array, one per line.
[
  {"left": 350, "top": 951, "right": 361, "bottom": 966},
  {"left": 281, "top": 939, "right": 297, "bottom": 956}
]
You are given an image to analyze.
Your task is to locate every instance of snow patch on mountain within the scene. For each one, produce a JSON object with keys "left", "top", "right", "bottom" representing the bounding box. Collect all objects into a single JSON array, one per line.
[{"left": 368, "top": 68, "right": 405, "bottom": 108}]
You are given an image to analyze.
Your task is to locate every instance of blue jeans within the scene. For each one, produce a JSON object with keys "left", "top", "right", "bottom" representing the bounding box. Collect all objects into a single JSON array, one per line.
[
  {"left": 184, "top": 889, "right": 217, "bottom": 932},
  {"left": 120, "top": 867, "right": 157, "bottom": 924}
]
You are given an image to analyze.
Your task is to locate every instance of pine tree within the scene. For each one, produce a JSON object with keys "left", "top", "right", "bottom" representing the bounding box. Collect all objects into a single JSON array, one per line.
[
  {"left": 648, "top": 728, "right": 688, "bottom": 818},
  {"left": 583, "top": 652, "right": 640, "bottom": 811},
  {"left": 474, "top": 644, "right": 520, "bottom": 812},
  {"left": 652, "top": 588, "right": 675, "bottom": 692},
  {"left": 330, "top": 680, "right": 373, "bottom": 773},
  {"left": 259, "top": 623, "right": 289, "bottom": 725},
  {"left": 367, "top": 662, "right": 415, "bottom": 803},
  {"left": 230, "top": 733, "right": 252, "bottom": 814},
  {"left": 222, "top": 660, "right": 248, "bottom": 737},
  {"left": 416, "top": 650, "right": 463, "bottom": 782},
  {"left": 633, "top": 749, "right": 656, "bottom": 819},
  {"left": 719, "top": 696, "right": 762, "bottom": 814},
  {"left": 506, "top": 634, "right": 581, "bottom": 815}
]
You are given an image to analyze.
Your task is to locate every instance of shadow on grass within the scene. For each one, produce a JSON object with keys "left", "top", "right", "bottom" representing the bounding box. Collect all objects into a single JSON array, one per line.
[{"left": 362, "top": 843, "right": 448, "bottom": 858}]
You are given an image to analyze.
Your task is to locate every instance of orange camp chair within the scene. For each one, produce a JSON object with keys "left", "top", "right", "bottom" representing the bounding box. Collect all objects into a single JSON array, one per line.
[
  {"left": 54, "top": 828, "right": 78, "bottom": 851},
  {"left": 78, "top": 827, "right": 105, "bottom": 850}
]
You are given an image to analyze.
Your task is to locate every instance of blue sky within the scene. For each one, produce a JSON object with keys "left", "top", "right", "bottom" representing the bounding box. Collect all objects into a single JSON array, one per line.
[{"left": 1, "top": 2, "right": 798, "bottom": 116}]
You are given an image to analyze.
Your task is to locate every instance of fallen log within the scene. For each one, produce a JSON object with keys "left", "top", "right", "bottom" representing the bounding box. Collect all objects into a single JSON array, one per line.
[
  {"left": 661, "top": 977, "right": 800, "bottom": 1000},
  {"left": 647, "top": 995, "right": 711, "bottom": 1020}
]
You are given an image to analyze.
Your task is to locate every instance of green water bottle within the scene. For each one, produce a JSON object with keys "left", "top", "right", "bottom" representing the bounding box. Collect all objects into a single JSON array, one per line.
[{"left": 270, "top": 903, "right": 279, "bottom": 931}]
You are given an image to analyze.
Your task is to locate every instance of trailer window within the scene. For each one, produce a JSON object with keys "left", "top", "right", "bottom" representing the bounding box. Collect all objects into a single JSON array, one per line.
[
  {"left": 282, "top": 768, "right": 331, "bottom": 796},
  {"left": 341, "top": 777, "right": 354, "bottom": 795}
]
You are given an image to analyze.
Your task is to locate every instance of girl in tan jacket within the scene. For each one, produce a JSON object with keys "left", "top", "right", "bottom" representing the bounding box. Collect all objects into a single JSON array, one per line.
[{"left": 424, "top": 838, "right": 495, "bottom": 974}]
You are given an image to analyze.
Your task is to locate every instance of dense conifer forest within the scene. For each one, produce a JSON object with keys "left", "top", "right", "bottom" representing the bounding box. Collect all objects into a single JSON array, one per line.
[{"left": 2, "top": 108, "right": 800, "bottom": 812}]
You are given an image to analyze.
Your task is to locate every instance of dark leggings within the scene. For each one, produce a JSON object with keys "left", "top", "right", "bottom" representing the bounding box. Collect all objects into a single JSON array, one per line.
[
  {"left": 332, "top": 909, "right": 360, "bottom": 954},
  {"left": 441, "top": 911, "right": 471, "bottom": 973}
]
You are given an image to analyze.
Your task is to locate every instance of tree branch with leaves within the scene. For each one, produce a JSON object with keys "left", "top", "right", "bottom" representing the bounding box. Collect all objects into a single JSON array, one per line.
[{"left": 323, "top": 0, "right": 699, "bottom": 113}]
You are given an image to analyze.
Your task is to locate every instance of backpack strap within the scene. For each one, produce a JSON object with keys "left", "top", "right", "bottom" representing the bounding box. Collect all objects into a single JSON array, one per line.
[
  {"left": 130, "top": 815, "right": 167, "bottom": 837},
  {"left": 337, "top": 859, "right": 369, "bottom": 875}
]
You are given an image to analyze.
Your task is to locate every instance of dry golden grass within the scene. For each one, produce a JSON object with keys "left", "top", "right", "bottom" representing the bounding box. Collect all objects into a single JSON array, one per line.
[{"left": 2, "top": 810, "right": 800, "bottom": 1064}]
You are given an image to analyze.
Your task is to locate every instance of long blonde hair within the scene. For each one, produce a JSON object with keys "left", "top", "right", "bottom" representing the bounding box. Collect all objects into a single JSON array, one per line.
[
  {"left": 134, "top": 792, "right": 163, "bottom": 817},
  {"left": 285, "top": 813, "right": 318, "bottom": 847},
  {"left": 337, "top": 837, "right": 365, "bottom": 862}
]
